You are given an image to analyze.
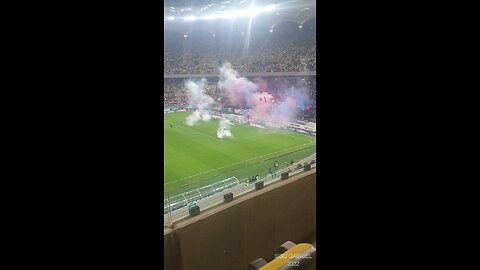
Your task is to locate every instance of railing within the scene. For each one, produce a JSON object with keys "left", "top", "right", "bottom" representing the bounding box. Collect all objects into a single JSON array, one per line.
[
  {"left": 164, "top": 152, "right": 316, "bottom": 226},
  {"left": 164, "top": 177, "right": 239, "bottom": 215}
]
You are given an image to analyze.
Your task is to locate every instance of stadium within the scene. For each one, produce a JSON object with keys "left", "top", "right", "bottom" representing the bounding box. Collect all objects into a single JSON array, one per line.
[{"left": 164, "top": 1, "right": 316, "bottom": 269}]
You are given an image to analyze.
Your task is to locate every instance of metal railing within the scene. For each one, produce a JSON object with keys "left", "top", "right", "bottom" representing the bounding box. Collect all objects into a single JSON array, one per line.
[
  {"left": 164, "top": 177, "right": 239, "bottom": 215},
  {"left": 164, "top": 152, "right": 316, "bottom": 226}
]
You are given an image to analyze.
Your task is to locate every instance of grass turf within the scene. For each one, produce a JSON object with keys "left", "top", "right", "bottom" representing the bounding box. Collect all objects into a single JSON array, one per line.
[{"left": 164, "top": 112, "right": 316, "bottom": 195}]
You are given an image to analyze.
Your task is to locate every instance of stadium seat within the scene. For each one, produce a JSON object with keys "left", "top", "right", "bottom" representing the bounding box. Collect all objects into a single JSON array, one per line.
[
  {"left": 249, "top": 242, "right": 316, "bottom": 269},
  {"left": 275, "top": 241, "right": 297, "bottom": 256},
  {"left": 223, "top": 192, "right": 233, "bottom": 203},
  {"left": 304, "top": 164, "right": 311, "bottom": 171},
  {"left": 248, "top": 258, "right": 268, "bottom": 270},
  {"left": 188, "top": 205, "right": 200, "bottom": 217}
]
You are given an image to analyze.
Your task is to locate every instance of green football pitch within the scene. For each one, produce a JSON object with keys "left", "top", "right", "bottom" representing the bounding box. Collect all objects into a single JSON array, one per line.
[{"left": 164, "top": 112, "right": 316, "bottom": 195}]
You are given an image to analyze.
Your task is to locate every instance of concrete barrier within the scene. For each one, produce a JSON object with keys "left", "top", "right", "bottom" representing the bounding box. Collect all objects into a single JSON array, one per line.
[{"left": 164, "top": 169, "right": 316, "bottom": 270}]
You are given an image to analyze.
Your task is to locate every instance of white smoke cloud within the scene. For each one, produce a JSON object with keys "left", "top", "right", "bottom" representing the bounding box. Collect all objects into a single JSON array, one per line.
[
  {"left": 184, "top": 78, "right": 236, "bottom": 138},
  {"left": 218, "top": 62, "right": 258, "bottom": 108},
  {"left": 217, "top": 118, "right": 233, "bottom": 139},
  {"left": 182, "top": 63, "right": 310, "bottom": 138},
  {"left": 185, "top": 79, "right": 215, "bottom": 126}
]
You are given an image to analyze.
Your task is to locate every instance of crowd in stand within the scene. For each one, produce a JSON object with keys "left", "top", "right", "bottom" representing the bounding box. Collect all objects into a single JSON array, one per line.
[
  {"left": 164, "top": 77, "right": 316, "bottom": 122},
  {"left": 164, "top": 21, "right": 316, "bottom": 74},
  {"left": 164, "top": 82, "right": 188, "bottom": 107},
  {"left": 164, "top": 80, "right": 218, "bottom": 107},
  {"left": 164, "top": 44, "right": 316, "bottom": 75},
  {"left": 164, "top": 19, "right": 316, "bottom": 121}
]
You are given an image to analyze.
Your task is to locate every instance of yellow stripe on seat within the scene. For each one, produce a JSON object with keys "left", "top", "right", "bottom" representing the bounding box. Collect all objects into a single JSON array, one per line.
[{"left": 259, "top": 243, "right": 314, "bottom": 270}]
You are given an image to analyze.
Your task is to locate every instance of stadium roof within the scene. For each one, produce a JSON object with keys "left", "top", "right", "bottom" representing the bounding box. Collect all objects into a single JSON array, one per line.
[{"left": 164, "top": 0, "right": 315, "bottom": 33}]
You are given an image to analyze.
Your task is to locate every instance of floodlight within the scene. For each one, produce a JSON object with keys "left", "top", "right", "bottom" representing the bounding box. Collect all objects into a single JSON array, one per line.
[
  {"left": 202, "top": 14, "right": 217, "bottom": 20},
  {"left": 247, "top": 6, "right": 259, "bottom": 16},
  {"left": 264, "top": 4, "right": 276, "bottom": 11},
  {"left": 222, "top": 10, "right": 238, "bottom": 18}
]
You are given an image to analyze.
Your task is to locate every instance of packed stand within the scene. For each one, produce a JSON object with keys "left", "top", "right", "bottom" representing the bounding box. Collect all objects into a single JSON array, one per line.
[
  {"left": 164, "top": 44, "right": 316, "bottom": 75},
  {"left": 164, "top": 77, "right": 316, "bottom": 123},
  {"left": 164, "top": 18, "right": 316, "bottom": 75}
]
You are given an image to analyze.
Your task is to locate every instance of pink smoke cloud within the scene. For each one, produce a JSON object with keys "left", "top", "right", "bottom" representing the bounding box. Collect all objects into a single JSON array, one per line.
[{"left": 218, "top": 62, "right": 310, "bottom": 124}]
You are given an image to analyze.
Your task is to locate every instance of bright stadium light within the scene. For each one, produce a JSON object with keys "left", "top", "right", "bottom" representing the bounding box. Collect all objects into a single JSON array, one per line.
[
  {"left": 184, "top": 34, "right": 188, "bottom": 38},
  {"left": 264, "top": 4, "right": 276, "bottom": 11},
  {"left": 166, "top": 16, "right": 175, "bottom": 21},
  {"left": 269, "top": 29, "right": 273, "bottom": 33},
  {"left": 216, "top": 12, "right": 227, "bottom": 19},
  {"left": 246, "top": 6, "right": 259, "bottom": 16},
  {"left": 180, "top": 4, "right": 277, "bottom": 22},
  {"left": 184, "top": 16, "right": 197, "bottom": 21},
  {"left": 222, "top": 10, "right": 239, "bottom": 18},
  {"left": 202, "top": 14, "right": 217, "bottom": 20}
]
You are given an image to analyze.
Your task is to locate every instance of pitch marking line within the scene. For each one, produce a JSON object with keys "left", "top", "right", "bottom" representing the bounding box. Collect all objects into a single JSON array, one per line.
[
  {"left": 280, "top": 132, "right": 314, "bottom": 143},
  {"left": 175, "top": 123, "right": 219, "bottom": 140},
  {"left": 165, "top": 140, "right": 315, "bottom": 187}
]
